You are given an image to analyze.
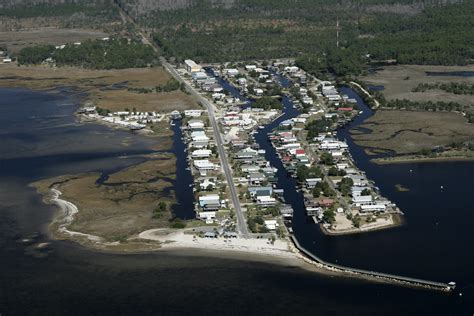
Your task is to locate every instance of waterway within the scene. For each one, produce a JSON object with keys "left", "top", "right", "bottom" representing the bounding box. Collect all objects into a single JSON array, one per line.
[{"left": 0, "top": 87, "right": 470, "bottom": 314}]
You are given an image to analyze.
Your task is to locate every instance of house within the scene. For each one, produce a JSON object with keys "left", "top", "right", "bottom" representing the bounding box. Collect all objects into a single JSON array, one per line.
[
  {"left": 257, "top": 196, "right": 277, "bottom": 207},
  {"left": 248, "top": 186, "right": 273, "bottom": 198},
  {"left": 240, "top": 164, "right": 260, "bottom": 173},
  {"left": 360, "top": 204, "right": 386, "bottom": 213},
  {"left": 254, "top": 88, "right": 264, "bottom": 96},
  {"left": 170, "top": 110, "right": 181, "bottom": 120},
  {"left": 352, "top": 195, "right": 373, "bottom": 206},
  {"left": 198, "top": 178, "right": 216, "bottom": 190},
  {"left": 2, "top": 57, "right": 12, "bottom": 63},
  {"left": 318, "top": 198, "right": 335, "bottom": 207},
  {"left": 225, "top": 68, "right": 239, "bottom": 77},
  {"left": 184, "top": 110, "right": 203, "bottom": 117},
  {"left": 191, "top": 149, "right": 212, "bottom": 158},
  {"left": 245, "top": 65, "right": 257, "bottom": 71},
  {"left": 194, "top": 160, "right": 216, "bottom": 173},
  {"left": 351, "top": 186, "right": 370, "bottom": 197},
  {"left": 184, "top": 59, "right": 202, "bottom": 73},
  {"left": 264, "top": 219, "right": 279, "bottom": 230},
  {"left": 199, "top": 194, "right": 220, "bottom": 210},
  {"left": 198, "top": 211, "right": 216, "bottom": 224},
  {"left": 235, "top": 147, "right": 258, "bottom": 160},
  {"left": 248, "top": 172, "right": 266, "bottom": 185},
  {"left": 349, "top": 175, "right": 368, "bottom": 187},
  {"left": 305, "top": 178, "right": 322, "bottom": 189},
  {"left": 188, "top": 120, "right": 204, "bottom": 129}
]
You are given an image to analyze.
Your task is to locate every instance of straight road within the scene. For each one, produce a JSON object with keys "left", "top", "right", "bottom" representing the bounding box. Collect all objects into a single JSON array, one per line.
[{"left": 115, "top": 3, "right": 249, "bottom": 237}]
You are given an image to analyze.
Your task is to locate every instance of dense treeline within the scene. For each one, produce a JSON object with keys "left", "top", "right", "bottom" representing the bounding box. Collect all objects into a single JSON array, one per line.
[
  {"left": 0, "top": 2, "right": 116, "bottom": 18},
  {"left": 128, "top": 79, "right": 185, "bottom": 93},
  {"left": 252, "top": 97, "right": 282, "bottom": 110},
  {"left": 383, "top": 99, "right": 467, "bottom": 112},
  {"left": 17, "top": 45, "right": 55, "bottom": 65},
  {"left": 139, "top": 1, "right": 474, "bottom": 74},
  {"left": 18, "top": 38, "right": 160, "bottom": 69},
  {"left": 412, "top": 82, "right": 474, "bottom": 95}
]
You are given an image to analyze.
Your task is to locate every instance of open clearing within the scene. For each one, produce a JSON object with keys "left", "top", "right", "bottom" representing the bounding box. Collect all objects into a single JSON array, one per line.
[
  {"left": 32, "top": 154, "right": 178, "bottom": 241},
  {"left": 0, "top": 63, "right": 199, "bottom": 112},
  {"left": 360, "top": 64, "right": 474, "bottom": 110},
  {"left": 351, "top": 110, "right": 474, "bottom": 154},
  {"left": 0, "top": 28, "right": 109, "bottom": 53}
]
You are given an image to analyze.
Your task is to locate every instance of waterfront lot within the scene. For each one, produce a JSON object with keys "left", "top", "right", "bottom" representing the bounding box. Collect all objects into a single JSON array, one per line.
[
  {"left": 351, "top": 110, "right": 474, "bottom": 154},
  {"left": 360, "top": 64, "right": 474, "bottom": 110},
  {"left": 0, "top": 64, "right": 198, "bottom": 112}
]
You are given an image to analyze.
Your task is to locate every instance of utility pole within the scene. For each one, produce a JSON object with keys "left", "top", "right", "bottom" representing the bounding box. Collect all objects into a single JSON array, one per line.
[{"left": 336, "top": 18, "right": 340, "bottom": 48}]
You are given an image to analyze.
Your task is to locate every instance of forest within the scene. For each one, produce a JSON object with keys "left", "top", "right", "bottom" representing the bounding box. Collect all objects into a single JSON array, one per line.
[
  {"left": 17, "top": 38, "right": 160, "bottom": 69},
  {"left": 139, "top": 1, "right": 474, "bottom": 76}
]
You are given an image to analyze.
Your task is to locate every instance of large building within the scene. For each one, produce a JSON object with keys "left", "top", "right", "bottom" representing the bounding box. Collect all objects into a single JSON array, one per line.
[{"left": 184, "top": 59, "right": 202, "bottom": 73}]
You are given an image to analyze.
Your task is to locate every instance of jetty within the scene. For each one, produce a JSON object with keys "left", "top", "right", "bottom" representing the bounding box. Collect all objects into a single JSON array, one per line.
[{"left": 290, "top": 235, "right": 455, "bottom": 292}]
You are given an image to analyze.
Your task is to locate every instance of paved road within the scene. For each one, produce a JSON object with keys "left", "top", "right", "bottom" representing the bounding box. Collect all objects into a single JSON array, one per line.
[{"left": 115, "top": 4, "right": 249, "bottom": 237}]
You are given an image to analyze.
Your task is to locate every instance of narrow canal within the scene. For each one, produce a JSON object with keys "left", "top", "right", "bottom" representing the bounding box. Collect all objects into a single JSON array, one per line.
[{"left": 211, "top": 70, "right": 474, "bottom": 289}]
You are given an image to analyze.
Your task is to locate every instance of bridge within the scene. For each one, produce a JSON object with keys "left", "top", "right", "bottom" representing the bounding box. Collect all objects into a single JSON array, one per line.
[{"left": 290, "top": 235, "right": 455, "bottom": 292}]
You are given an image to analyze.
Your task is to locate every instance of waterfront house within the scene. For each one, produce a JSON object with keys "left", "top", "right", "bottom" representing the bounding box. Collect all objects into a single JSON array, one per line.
[
  {"left": 199, "top": 194, "right": 220, "bottom": 210},
  {"left": 248, "top": 186, "right": 273, "bottom": 198},
  {"left": 305, "top": 178, "right": 322, "bottom": 189},
  {"left": 348, "top": 175, "right": 368, "bottom": 187},
  {"left": 240, "top": 164, "right": 260, "bottom": 174},
  {"left": 352, "top": 195, "right": 373, "bottom": 206},
  {"left": 191, "top": 149, "right": 212, "bottom": 158},
  {"left": 235, "top": 147, "right": 258, "bottom": 160},
  {"left": 248, "top": 172, "right": 266, "bottom": 185},
  {"left": 360, "top": 204, "right": 386, "bottom": 213},
  {"left": 257, "top": 196, "right": 277, "bottom": 207}
]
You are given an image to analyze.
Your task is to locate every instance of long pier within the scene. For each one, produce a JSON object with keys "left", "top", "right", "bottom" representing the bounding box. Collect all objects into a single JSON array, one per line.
[{"left": 290, "top": 235, "right": 455, "bottom": 292}]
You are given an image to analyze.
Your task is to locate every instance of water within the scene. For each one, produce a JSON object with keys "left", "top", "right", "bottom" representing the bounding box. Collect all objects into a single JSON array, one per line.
[{"left": 0, "top": 87, "right": 471, "bottom": 314}]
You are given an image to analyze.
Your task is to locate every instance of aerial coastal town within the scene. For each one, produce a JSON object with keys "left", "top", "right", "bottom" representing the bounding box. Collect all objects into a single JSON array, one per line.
[{"left": 79, "top": 58, "right": 404, "bottom": 241}]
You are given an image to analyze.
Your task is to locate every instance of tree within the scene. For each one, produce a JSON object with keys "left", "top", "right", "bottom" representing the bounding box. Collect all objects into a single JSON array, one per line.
[
  {"left": 320, "top": 152, "right": 334, "bottom": 165},
  {"left": 361, "top": 188, "right": 371, "bottom": 196},
  {"left": 338, "top": 177, "right": 354, "bottom": 196}
]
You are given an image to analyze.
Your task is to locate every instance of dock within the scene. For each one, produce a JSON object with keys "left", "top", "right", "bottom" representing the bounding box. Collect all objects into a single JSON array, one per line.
[{"left": 290, "top": 235, "right": 455, "bottom": 292}]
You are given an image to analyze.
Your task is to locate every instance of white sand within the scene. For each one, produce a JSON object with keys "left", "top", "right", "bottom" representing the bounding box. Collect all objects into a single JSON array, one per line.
[{"left": 138, "top": 228, "right": 294, "bottom": 259}]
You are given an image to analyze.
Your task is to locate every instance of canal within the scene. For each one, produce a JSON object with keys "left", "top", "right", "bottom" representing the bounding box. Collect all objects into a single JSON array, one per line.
[{"left": 211, "top": 70, "right": 473, "bottom": 289}]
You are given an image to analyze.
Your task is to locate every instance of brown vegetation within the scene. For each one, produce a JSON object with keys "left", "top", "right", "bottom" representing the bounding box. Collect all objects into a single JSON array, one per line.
[
  {"left": 32, "top": 154, "right": 178, "bottom": 241},
  {"left": 0, "top": 63, "right": 198, "bottom": 112},
  {"left": 351, "top": 110, "right": 474, "bottom": 155}
]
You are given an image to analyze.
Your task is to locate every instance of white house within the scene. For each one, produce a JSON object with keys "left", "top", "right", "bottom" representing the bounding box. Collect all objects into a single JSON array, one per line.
[
  {"left": 192, "top": 149, "right": 212, "bottom": 158},
  {"left": 264, "top": 219, "right": 279, "bottom": 230},
  {"left": 188, "top": 120, "right": 205, "bottom": 130},
  {"left": 254, "top": 88, "right": 264, "bottom": 96},
  {"left": 360, "top": 204, "right": 386, "bottom": 213},
  {"left": 257, "top": 196, "right": 277, "bottom": 207},
  {"left": 352, "top": 195, "right": 373, "bottom": 206},
  {"left": 199, "top": 194, "right": 220, "bottom": 210},
  {"left": 184, "top": 110, "right": 203, "bottom": 117},
  {"left": 198, "top": 211, "right": 216, "bottom": 224},
  {"left": 194, "top": 160, "right": 216, "bottom": 173},
  {"left": 184, "top": 59, "right": 202, "bottom": 73}
]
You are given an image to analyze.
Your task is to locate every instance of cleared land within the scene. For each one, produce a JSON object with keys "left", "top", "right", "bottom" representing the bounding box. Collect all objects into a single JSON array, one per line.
[
  {"left": 32, "top": 154, "right": 178, "bottom": 242},
  {"left": 0, "top": 63, "right": 198, "bottom": 112},
  {"left": 360, "top": 64, "right": 474, "bottom": 110},
  {"left": 0, "top": 28, "right": 108, "bottom": 53},
  {"left": 351, "top": 110, "right": 474, "bottom": 155}
]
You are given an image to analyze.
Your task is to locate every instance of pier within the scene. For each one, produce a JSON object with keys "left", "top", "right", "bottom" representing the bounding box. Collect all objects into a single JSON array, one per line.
[{"left": 290, "top": 235, "right": 455, "bottom": 292}]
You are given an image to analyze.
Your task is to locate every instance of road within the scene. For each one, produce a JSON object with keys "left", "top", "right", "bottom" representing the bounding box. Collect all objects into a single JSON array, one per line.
[{"left": 115, "top": 3, "right": 250, "bottom": 237}]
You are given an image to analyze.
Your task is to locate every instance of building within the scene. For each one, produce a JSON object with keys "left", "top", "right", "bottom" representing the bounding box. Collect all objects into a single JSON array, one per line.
[
  {"left": 194, "top": 160, "right": 216, "bottom": 174},
  {"left": 257, "top": 196, "right": 277, "bottom": 207},
  {"left": 360, "top": 204, "right": 386, "bottom": 213},
  {"left": 305, "top": 178, "right": 322, "bottom": 189},
  {"left": 198, "top": 211, "right": 216, "bottom": 224},
  {"left": 352, "top": 195, "right": 373, "bottom": 206},
  {"left": 264, "top": 219, "right": 279, "bottom": 230},
  {"left": 248, "top": 186, "right": 273, "bottom": 198},
  {"left": 199, "top": 194, "right": 220, "bottom": 210},
  {"left": 248, "top": 172, "right": 266, "bottom": 185},
  {"left": 191, "top": 149, "right": 212, "bottom": 158},
  {"left": 184, "top": 110, "right": 203, "bottom": 117},
  {"left": 184, "top": 59, "right": 202, "bottom": 73}
]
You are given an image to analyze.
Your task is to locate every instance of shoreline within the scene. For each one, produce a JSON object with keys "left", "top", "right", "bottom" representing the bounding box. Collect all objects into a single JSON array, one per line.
[
  {"left": 372, "top": 155, "right": 474, "bottom": 165},
  {"left": 319, "top": 213, "right": 404, "bottom": 236}
]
